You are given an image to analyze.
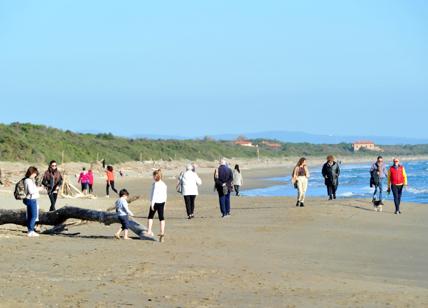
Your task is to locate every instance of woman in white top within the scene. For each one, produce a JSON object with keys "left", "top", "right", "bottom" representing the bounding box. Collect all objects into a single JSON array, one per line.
[
  {"left": 23, "top": 166, "right": 43, "bottom": 237},
  {"left": 179, "top": 164, "right": 202, "bottom": 219},
  {"left": 233, "top": 164, "right": 243, "bottom": 196},
  {"left": 146, "top": 169, "right": 167, "bottom": 242}
]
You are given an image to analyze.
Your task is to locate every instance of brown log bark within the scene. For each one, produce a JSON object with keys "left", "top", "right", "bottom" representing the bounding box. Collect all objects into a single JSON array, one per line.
[{"left": 0, "top": 206, "right": 152, "bottom": 240}]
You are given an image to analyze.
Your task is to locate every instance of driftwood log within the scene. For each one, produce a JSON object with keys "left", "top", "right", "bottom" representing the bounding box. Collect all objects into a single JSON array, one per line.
[{"left": 0, "top": 206, "right": 153, "bottom": 240}]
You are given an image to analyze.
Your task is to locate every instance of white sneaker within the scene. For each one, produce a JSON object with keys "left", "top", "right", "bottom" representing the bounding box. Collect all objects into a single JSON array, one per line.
[
  {"left": 27, "top": 231, "right": 39, "bottom": 237},
  {"left": 378, "top": 206, "right": 383, "bottom": 212}
]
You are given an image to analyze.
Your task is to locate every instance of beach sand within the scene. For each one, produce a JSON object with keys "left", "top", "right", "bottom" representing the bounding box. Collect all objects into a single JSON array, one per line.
[{"left": 0, "top": 166, "right": 427, "bottom": 307}]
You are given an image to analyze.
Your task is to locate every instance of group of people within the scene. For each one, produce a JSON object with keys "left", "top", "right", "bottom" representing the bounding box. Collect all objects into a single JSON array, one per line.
[
  {"left": 291, "top": 155, "right": 408, "bottom": 215},
  {"left": 20, "top": 162, "right": 169, "bottom": 240},
  {"left": 19, "top": 154, "right": 407, "bottom": 240},
  {"left": 77, "top": 165, "right": 119, "bottom": 197},
  {"left": 176, "top": 160, "right": 244, "bottom": 219}
]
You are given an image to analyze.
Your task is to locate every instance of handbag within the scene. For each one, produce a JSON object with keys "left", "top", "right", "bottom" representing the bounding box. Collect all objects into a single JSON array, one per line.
[{"left": 222, "top": 184, "right": 229, "bottom": 195}]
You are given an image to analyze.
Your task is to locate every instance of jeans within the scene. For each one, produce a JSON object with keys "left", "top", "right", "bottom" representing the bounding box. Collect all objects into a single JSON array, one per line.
[
  {"left": 48, "top": 193, "right": 58, "bottom": 211},
  {"left": 373, "top": 179, "right": 385, "bottom": 201},
  {"left": 219, "top": 192, "right": 231, "bottom": 216},
  {"left": 391, "top": 185, "right": 403, "bottom": 213},
  {"left": 23, "top": 199, "right": 38, "bottom": 232},
  {"left": 234, "top": 185, "right": 241, "bottom": 196},
  {"left": 184, "top": 195, "right": 196, "bottom": 216}
]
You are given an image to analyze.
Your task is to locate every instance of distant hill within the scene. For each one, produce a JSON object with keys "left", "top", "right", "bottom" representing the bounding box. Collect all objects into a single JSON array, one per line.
[
  {"left": 210, "top": 131, "right": 428, "bottom": 145},
  {"left": 1, "top": 123, "right": 428, "bottom": 163}
]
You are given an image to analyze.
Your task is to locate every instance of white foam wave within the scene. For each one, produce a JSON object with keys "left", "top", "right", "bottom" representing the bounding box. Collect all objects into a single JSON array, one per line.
[{"left": 406, "top": 187, "right": 428, "bottom": 194}]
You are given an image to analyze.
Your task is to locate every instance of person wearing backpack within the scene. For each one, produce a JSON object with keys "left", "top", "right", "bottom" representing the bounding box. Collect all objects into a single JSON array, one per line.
[
  {"left": 23, "top": 166, "right": 43, "bottom": 237},
  {"left": 42, "top": 160, "right": 63, "bottom": 211},
  {"left": 370, "top": 156, "right": 387, "bottom": 211}
]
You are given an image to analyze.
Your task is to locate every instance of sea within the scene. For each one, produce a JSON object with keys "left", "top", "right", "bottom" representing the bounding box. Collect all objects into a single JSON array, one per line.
[{"left": 242, "top": 160, "right": 428, "bottom": 204}]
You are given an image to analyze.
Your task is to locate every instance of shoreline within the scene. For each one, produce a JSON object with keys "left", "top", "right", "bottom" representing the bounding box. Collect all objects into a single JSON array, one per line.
[{"left": 0, "top": 160, "right": 428, "bottom": 306}]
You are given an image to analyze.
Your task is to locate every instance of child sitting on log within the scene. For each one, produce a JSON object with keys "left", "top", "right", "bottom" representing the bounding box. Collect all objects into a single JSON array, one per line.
[{"left": 115, "top": 189, "right": 134, "bottom": 240}]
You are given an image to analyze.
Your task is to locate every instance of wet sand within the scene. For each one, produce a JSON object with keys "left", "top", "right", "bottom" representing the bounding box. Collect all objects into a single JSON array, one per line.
[{"left": 0, "top": 167, "right": 428, "bottom": 307}]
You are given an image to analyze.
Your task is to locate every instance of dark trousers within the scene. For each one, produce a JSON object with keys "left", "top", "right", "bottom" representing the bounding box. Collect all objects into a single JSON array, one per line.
[
  {"left": 106, "top": 181, "right": 118, "bottom": 196},
  {"left": 391, "top": 185, "right": 403, "bottom": 212},
  {"left": 48, "top": 193, "right": 58, "bottom": 211},
  {"left": 184, "top": 195, "right": 196, "bottom": 216},
  {"left": 89, "top": 184, "right": 93, "bottom": 194},
  {"left": 327, "top": 184, "right": 338, "bottom": 198},
  {"left": 219, "top": 192, "right": 231, "bottom": 216},
  {"left": 234, "top": 185, "right": 240, "bottom": 196},
  {"left": 148, "top": 203, "right": 165, "bottom": 221}
]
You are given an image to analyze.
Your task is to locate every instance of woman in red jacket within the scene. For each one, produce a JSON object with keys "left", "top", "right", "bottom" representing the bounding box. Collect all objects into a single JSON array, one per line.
[{"left": 387, "top": 158, "right": 408, "bottom": 215}]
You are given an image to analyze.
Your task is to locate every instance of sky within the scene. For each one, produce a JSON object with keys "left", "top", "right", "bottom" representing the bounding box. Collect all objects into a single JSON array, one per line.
[{"left": 0, "top": 0, "right": 427, "bottom": 138}]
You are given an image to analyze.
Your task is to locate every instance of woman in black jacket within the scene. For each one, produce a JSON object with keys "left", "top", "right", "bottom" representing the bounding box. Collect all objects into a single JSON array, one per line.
[{"left": 322, "top": 155, "right": 341, "bottom": 200}]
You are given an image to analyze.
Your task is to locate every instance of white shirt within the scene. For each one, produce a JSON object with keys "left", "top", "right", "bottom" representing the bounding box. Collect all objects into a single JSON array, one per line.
[
  {"left": 115, "top": 198, "right": 134, "bottom": 217},
  {"left": 233, "top": 170, "right": 243, "bottom": 186},
  {"left": 181, "top": 170, "right": 202, "bottom": 196},
  {"left": 150, "top": 180, "right": 167, "bottom": 207},
  {"left": 24, "top": 178, "right": 40, "bottom": 199}
]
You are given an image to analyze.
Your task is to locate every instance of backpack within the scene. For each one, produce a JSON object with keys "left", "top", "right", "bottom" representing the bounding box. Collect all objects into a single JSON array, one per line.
[{"left": 14, "top": 178, "right": 27, "bottom": 200}]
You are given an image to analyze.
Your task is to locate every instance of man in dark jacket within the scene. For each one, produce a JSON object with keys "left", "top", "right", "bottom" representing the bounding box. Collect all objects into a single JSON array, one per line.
[
  {"left": 214, "top": 158, "right": 234, "bottom": 217},
  {"left": 42, "top": 160, "right": 63, "bottom": 211},
  {"left": 322, "top": 155, "right": 341, "bottom": 200}
]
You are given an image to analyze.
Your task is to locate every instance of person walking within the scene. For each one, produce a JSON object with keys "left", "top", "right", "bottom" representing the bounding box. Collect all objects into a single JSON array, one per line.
[
  {"left": 88, "top": 169, "right": 94, "bottom": 194},
  {"left": 23, "top": 166, "right": 43, "bottom": 237},
  {"left": 78, "top": 167, "right": 90, "bottom": 195},
  {"left": 233, "top": 164, "right": 243, "bottom": 196},
  {"left": 106, "top": 165, "right": 118, "bottom": 197},
  {"left": 179, "top": 164, "right": 202, "bottom": 219},
  {"left": 322, "top": 155, "right": 341, "bottom": 200},
  {"left": 42, "top": 160, "right": 63, "bottom": 211},
  {"left": 292, "top": 157, "right": 310, "bottom": 207},
  {"left": 387, "top": 158, "right": 408, "bottom": 215},
  {"left": 214, "top": 158, "right": 234, "bottom": 218},
  {"left": 146, "top": 169, "right": 167, "bottom": 242},
  {"left": 114, "top": 189, "right": 134, "bottom": 240},
  {"left": 370, "top": 156, "right": 388, "bottom": 211}
]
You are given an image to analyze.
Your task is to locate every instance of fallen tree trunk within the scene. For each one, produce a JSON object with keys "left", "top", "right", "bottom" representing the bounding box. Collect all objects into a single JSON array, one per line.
[{"left": 0, "top": 206, "right": 152, "bottom": 240}]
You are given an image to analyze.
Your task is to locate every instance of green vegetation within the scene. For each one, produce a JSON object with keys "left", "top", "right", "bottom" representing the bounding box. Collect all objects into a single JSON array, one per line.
[{"left": 0, "top": 123, "right": 427, "bottom": 163}]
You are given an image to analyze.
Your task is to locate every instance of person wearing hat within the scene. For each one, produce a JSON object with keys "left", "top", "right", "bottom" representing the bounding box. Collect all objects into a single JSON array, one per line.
[{"left": 387, "top": 158, "right": 408, "bottom": 215}]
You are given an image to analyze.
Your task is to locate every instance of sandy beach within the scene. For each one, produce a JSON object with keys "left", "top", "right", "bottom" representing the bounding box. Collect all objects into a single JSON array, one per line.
[{"left": 0, "top": 163, "right": 427, "bottom": 307}]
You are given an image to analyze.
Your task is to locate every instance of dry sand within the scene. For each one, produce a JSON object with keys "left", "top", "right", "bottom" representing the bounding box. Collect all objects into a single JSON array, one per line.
[{"left": 0, "top": 164, "right": 427, "bottom": 307}]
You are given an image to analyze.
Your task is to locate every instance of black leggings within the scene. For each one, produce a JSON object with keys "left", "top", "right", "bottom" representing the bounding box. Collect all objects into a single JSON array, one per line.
[
  {"left": 184, "top": 195, "right": 196, "bottom": 216},
  {"left": 327, "top": 184, "right": 338, "bottom": 198},
  {"left": 391, "top": 184, "right": 403, "bottom": 212},
  {"left": 106, "top": 181, "right": 118, "bottom": 196},
  {"left": 48, "top": 193, "right": 58, "bottom": 211},
  {"left": 148, "top": 203, "right": 165, "bottom": 221}
]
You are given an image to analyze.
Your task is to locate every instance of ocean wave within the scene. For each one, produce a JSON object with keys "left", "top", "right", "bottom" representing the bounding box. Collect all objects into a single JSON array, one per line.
[{"left": 406, "top": 187, "right": 428, "bottom": 194}]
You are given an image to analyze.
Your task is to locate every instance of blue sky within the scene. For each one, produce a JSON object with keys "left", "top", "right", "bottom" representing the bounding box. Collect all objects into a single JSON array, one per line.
[{"left": 0, "top": 0, "right": 427, "bottom": 138}]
